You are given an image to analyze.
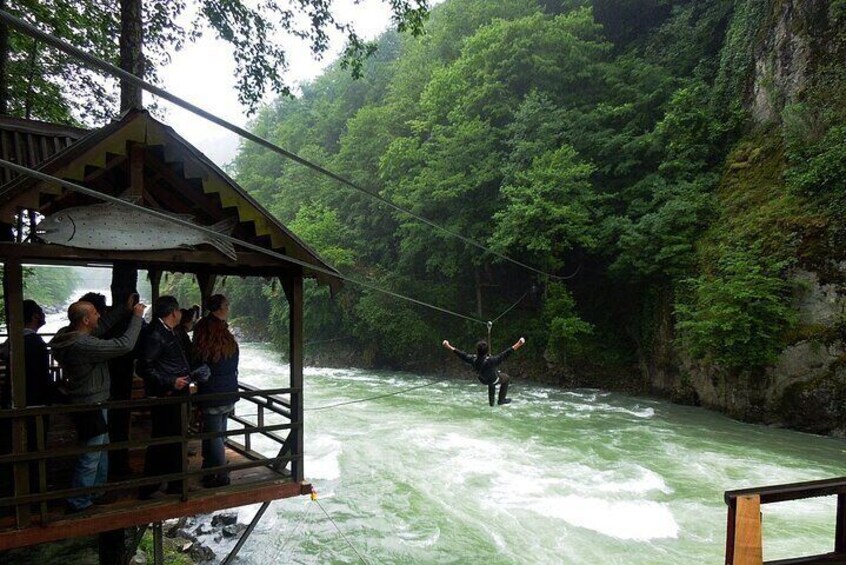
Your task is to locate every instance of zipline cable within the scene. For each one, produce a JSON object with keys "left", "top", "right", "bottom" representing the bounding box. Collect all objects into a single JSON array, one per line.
[
  {"left": 0, "top": 8, "right": 569, "bottom": 284},
  {"left": 306, "top": 377, "right": 446, "bottom": 411},
  {"left": 0, "top": 159, "right": 487, "bottom": 326},
  {"left": 491, "top": 289, "right": 530, "bottom": 324}
]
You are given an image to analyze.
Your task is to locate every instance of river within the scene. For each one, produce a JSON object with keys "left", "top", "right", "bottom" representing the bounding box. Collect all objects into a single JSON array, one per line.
[
  {"left": 208, "top": 342, "right": 846, "bottom": 565},
  {"left": 21, "top": 276, "right": 846, "bottom": 563}
]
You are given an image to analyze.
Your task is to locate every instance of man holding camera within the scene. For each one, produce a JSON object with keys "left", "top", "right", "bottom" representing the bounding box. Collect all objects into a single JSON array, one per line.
[
  {"left": 137, "top": 295, "right": 191, "bottom": 499},
  {"left": 50, "top": 294, "right": 145, "bottom": 512}
]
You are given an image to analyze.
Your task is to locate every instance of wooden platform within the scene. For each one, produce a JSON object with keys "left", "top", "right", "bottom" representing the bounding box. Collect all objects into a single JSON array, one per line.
[{"left": 0, "top": 440, "right": 309, "bottom": 550}]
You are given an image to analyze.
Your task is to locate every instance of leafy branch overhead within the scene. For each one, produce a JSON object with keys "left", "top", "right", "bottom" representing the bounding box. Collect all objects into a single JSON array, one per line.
[{"left": 0, "top": 0, "right": 431, "bottom": 122}]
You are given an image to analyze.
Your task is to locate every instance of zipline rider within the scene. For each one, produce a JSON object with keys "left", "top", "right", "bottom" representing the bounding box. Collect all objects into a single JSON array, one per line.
[{"left": 442, "top": 336, "right": 526, "bottom": 406}]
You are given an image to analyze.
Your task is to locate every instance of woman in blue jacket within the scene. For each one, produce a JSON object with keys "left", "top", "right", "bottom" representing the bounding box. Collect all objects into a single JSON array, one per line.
[{"left": 192, "top": 294, "right": 239, "bottom": 488}]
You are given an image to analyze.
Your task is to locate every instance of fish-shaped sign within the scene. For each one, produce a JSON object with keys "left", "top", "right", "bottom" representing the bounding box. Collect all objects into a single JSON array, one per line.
[{"left": 36, "top": 203, "right": 238, "bottom": 261}]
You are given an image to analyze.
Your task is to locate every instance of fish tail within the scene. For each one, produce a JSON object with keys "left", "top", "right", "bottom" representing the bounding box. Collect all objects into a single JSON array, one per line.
[{"left": 207, "top": 217, "right": 238, "bottom": 261}]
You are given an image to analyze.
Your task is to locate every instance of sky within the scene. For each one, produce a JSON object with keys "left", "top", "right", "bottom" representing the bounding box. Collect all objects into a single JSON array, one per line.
[{"left": 156, "top": 1, "right": 405, "bottom": 166}]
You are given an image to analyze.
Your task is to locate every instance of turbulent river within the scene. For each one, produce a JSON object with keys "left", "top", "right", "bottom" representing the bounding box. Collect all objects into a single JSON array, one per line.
[{"left": 206, "top": 342, "right": 846, "bottom": 565}]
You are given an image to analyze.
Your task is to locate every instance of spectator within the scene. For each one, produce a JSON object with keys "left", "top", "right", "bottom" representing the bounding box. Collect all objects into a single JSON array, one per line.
[
  {"left": 192, "top": 294, "right": 239, "bottom": 488},
  {"left": 50, "top": 295, "right": 144, "bottom": 512},
  {"left": 137, "top": 296, "right": 190, "bottom": 499}
]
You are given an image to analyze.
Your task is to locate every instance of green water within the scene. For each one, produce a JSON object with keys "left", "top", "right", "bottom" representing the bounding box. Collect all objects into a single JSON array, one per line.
[{"left": 224, "top": 343, "right": 846, "bottom": 564}]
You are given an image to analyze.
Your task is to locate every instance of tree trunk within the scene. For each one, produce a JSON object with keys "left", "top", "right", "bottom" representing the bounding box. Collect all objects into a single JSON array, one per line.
[
  {"left": 0, "top": 0, "right": 8, "bottom": 115},
  {"left": 23, "top": 39, "right": 38, "bottom": 119},
  {"left": 119, "top": 0, "right": 144, "bottom": 111}
]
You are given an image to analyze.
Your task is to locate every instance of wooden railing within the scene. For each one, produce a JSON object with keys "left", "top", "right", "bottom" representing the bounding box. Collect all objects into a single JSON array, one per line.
[
  {"left": 0, "top": 385, "right": 302, "bottom": 530},
  {"left": 725, "top": 477, "right": 846, "bottom": 565}
]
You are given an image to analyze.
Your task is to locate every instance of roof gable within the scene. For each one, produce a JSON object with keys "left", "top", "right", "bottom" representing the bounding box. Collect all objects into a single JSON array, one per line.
[{"left": 0, "top": 110, "right": 341, "bottom": 290}]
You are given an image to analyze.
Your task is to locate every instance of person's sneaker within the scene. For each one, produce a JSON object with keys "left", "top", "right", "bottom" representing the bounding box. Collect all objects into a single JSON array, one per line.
[
  {"left": 65, "top": 502, "right": 95, "bottom": 515},
  {"left": 498, "top": 398, "right": 512, "bottom": 405},
  {"left": 203, "top": 475, "right": 231, "bottom": 488},
  {"left": 92, "top": 492, "right": 119, "bottom": 505}
]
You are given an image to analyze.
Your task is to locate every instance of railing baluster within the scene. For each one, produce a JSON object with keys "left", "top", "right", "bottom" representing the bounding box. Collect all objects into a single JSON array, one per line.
[
  {"left": 180, "top": 400, "right": 189, "bottom": 501},
  {"left": 36, "top": 414, "right": 47, "bottom": 522},
  {"left": 836, "top": 493, "right": 846, "bottom": 553}
]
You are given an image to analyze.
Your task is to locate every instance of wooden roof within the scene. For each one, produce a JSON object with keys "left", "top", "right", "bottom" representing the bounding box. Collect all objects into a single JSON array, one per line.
[
  {"left": 0, "top": 109, "right": 342, "bottom": 290},
  {"left": 0, "top": 115, "right": 87, "bottom": 185}
]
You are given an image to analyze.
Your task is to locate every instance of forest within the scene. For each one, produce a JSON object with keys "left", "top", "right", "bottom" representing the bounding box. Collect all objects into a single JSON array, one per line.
[
  {"left": 221, "top": 0, "right": 846, "bottom": 424},
  {"left": 4, "top": 0, "right": 846, "bottom": 430}
]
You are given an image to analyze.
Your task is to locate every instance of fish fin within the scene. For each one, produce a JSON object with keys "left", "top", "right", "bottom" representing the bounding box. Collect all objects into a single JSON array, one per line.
[
  {"left": 206, "top": 217, "right": 239, "bottom": 261},
  {"left": 116, "top": 189, "right": 143, "bottom": 204},
  {"left": 208, "top": 217, "right": 238, "bottom": 234}
]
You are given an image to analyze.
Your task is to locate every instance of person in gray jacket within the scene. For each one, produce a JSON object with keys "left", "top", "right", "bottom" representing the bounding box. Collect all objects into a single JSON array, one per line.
[{"left": 50, "top": 294, "right": 145, "bottom": 512}]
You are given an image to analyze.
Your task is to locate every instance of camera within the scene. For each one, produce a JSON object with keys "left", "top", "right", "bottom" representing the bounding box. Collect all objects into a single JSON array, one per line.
[{"left": 189, "top": 364, "right": 211, "bottom": 384}]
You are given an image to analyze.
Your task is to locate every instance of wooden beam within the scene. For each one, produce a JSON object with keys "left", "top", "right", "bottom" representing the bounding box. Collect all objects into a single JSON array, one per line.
[
  {"left": 0, "top": 481, "right": 311, "bottom": 550},
  {"left": 0, "top": 243, "right": 287, "bottom": 272},
  {"left": 144, "top": 158, "right": 221, "bottom": 221},
  {"left": 82, "top": 154, "right": 128, "bottom": 184},
  {"left": 836, "top": 494, "right": 846, "bottom": 553},
  {"left": 731, "top": 495, "right": 762, "bottom": 565},
  {"left": 127, "top": 144, "right": 144, "bottom": 200},
  {"left": 2, "top": 259, "right": 30, "bottom": 527}
]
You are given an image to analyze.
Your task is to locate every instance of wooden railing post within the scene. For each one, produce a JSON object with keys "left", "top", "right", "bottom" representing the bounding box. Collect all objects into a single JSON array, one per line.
[
  {"left": 732, "top": 495, "right": 762, "bottom": 565},
  {"left": 836, "top": 493, "right": 846, "bottom": 553},
  {"left": 3, "top": 258, "right": 30, "bottom": 527}
]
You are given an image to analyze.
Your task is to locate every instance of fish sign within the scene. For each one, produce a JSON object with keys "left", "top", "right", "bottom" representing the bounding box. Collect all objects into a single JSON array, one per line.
[{"left": 35, "top": 203, "right": 238, "bottom": 260}]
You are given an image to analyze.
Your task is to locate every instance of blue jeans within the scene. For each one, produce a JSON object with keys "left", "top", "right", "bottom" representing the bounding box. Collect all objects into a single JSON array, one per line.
[
  {"left": 68, "top": 409, "right": 109, "bottom": 510},
  {"left": 202, "top": 411, "right": 229, "bottom": 480}
]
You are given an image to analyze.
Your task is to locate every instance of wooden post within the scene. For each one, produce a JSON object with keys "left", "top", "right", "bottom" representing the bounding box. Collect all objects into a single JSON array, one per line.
[
  {"left": 111, "top": 263, "right": 138, "bottom": 307},
  {"left": 836, "top": 493, "right": 846, "bottom": 553},
  {"left": 3, "top": 258, "right": 30, "bottom": 527},
  {"left": 282, "top": 272, "right": 304, "bottom": 482},
  {"left": 730, "top": 495, "right": 763, "bottom": 565},
  {"left": 152, "top": 521, "right": 163, "bottom": 565},
  {"left": 148, "top": 269, "right": 162, "bottom": 303},
  {"left": 180, "top": 400, "right": 189, "bottom": 502},
  {"left": 196, "top": 272, "right": 217, "bottom": 312}
]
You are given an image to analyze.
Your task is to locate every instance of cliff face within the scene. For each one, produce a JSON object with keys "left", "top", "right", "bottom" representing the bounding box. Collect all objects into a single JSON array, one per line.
[{"left": 642, "top": 0, "right": 846, "bottom": 437}]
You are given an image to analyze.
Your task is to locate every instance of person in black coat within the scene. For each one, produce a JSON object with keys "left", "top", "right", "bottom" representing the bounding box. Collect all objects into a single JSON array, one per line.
[
  {"left": 0, "top": 300, "right": 52, "bottom": 497},
  {"left": 443, "top": 336, "right": 526, "bottom": 406},
  {"left": 137, "top": 295, "right": 190, "bottom": 498}
]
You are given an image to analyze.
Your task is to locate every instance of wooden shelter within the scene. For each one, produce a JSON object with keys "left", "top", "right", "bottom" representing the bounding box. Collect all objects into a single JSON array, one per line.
[{"left": 0, "top": 109, "right": 342, "bottom": 556}]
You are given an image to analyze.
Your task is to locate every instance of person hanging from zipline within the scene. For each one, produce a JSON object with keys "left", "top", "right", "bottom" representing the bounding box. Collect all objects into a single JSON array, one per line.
[{"left": 442, "top": 336, "right": 526, "bottom": 406}]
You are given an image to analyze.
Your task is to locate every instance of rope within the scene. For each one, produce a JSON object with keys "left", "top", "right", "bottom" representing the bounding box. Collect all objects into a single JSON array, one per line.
[
  {"left": 0, "top": 159, "right": 487, "bottom": 327},
  {"left": 274, "top": 500, "right": 315, "bottom": 558},
  {"left": 306, "top": 378, "right": 446, "bottom": 411},
  {"left": 304, "top": 336, "right": 354, "bottom": 347},
  {"left": 491, "top": 289, "right": 530, "bottom": 324},
  {"left": 313, "top": 496, "right": 371, "bottom": 565},
  {"left": 0, "top": 9, "right": 570, "bottom": 284}
]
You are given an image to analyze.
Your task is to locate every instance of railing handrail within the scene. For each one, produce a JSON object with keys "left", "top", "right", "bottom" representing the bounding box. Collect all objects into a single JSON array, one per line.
[
  {"left": 724, "top": 476, "right": 846, "bottom": 505},
  {"left": 0, "top": 386, "right": 297, "bottom": 417}
]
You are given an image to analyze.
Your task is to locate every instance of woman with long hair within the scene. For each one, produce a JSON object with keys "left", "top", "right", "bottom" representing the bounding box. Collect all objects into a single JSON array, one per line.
[{"left": 192, "top": 294, "right": 238, "bottom": 487}]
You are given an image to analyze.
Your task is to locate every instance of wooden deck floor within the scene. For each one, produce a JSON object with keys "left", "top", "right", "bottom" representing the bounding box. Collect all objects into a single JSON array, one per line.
[{"left": 0, "top": 415, "right": 309, "bottom": 550}]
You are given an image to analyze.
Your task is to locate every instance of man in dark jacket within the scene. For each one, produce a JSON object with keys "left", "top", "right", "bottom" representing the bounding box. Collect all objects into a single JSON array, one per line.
[
  {"left": 137, "top": 295, "right": 190, "bottom": 498},
  {"left": 443, "top": 336, "right": 526, "bottom": 406},
  {"left": 0, "top": 300, "right": 53, "bottom": 497},
  {"left": 50, "top": 296, "right": 145, "bottom": 512}
]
